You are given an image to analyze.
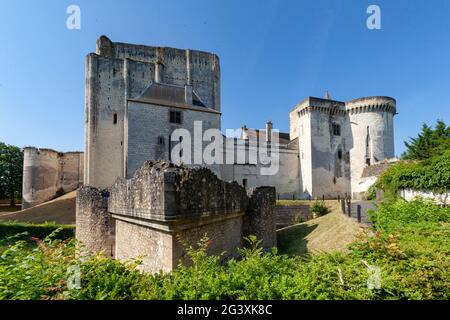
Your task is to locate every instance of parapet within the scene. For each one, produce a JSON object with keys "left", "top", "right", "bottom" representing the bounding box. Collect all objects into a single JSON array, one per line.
[
  {"left": 291, "top": 96, "right": 396, "bottom": 116},
  {"left": 346, "top": 96, "right": 396, "bottom": 114}
]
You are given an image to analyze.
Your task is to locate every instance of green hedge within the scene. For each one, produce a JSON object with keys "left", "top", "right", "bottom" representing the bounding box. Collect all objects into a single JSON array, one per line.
[
  {"left": 0, "top": 221, "right": 74, "bottom": 241},
  {"left": 377, "top": 150, "right": 450, "bottom": 199}
]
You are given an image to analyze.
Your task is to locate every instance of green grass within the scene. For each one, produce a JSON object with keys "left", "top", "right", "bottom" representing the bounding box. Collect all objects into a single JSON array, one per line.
[
  {"left": 277, "top": 209, "right": 361, "bottom": 256},
  {"left": 276, "top": 200, "right": 312, "bottom": 206},
  {"left": 0, "top": 199, "right": 449, "bottom": 300}
]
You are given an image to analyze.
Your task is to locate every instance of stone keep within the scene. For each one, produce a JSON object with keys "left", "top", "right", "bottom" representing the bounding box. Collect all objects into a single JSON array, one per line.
[
  {"left": 76, "top": 161, "right": 277, "bottom": 273},
  {"left": 84, "top": 36, "right": 221, "bottom": 188}
]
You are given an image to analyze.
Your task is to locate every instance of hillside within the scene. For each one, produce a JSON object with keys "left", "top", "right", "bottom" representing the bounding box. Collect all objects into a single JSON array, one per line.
[
  {"left": 277, "top": 202, "right": 365, "bottom": 256},
  {"left": 0, "top": 192, "right": 76, "bottom": 225}
]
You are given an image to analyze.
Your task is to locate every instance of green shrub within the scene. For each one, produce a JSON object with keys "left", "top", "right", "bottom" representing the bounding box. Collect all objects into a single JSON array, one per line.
[
  {"left": 376, "top": 151, "right": 450, "bottom": 200},
  {"left": 0, "top": 221, "right": 74, "bottom": 243},
  {"left": 310, "top": 200, "right": 329, "bottom": 217},
  {"left": 365, "top": 184, "right": 377, "bottom": 201}
]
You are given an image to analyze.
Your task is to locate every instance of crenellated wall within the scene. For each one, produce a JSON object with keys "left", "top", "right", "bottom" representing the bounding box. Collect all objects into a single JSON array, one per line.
[{"left": 22, "top": 147, "right": 83, "bottom": 209}]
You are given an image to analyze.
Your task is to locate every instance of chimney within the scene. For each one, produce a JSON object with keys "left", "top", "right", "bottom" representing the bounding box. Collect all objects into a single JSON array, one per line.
[
  {"left": 241, "top": 125, "right": 248, "bottom": 140},
  {"left": 266, "top": 120, "right": 273, "bottom": 142}
]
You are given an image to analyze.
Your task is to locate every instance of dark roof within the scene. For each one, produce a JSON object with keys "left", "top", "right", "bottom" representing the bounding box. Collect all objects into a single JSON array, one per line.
[{"left": 134, "top": 82, "right": 206, "bottom": 108}]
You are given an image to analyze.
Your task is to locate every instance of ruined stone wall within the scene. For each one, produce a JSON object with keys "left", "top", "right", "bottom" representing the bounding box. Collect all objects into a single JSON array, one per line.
[
  {"left": 243, "top": 187, "right": 277, "bottom": 249},
  {"left": 77, "top": 161, "right": 276, "bottom": 274},
  {"left": 22, "top": 147, "right": 83, "bottom": 209},
  {"left": 75, "top": 187, "right": 114, "bottom": 257}
]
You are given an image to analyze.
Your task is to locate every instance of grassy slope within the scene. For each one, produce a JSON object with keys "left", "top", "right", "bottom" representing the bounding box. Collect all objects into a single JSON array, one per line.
[
  {"left": 277, "top": 201, "right": 364, "bottom": 256},
  {"left": 0, "top": 191, "right": 76, "bottom": 225}
]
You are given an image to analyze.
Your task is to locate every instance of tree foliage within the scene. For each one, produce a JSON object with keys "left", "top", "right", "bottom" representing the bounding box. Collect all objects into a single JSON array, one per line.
[
  {"left": 0, "top": 142, "right": 23, "bottom": 205},
  {"left": 402, "top": 120, "right": 450, "bottom": 160},
  {"left": 377, "top": 151, "right": 450, "bottom": 200}
]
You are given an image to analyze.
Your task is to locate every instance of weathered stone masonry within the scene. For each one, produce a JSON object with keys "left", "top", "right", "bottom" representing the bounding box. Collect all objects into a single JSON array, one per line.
[{"left": 76, "top": 161, "right": 276, "bottom": 273}]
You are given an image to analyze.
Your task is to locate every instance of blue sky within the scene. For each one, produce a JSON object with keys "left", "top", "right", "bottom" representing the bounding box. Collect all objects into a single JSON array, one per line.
[{"left": 0, "top": 0, "right": 449, "bottom": 156}]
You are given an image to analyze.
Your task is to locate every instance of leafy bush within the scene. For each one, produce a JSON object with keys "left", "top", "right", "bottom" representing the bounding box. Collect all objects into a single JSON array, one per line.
[
  {"left": 365, "top": 184, "right": 377, "bottom": 201},
  {"left": 310, "top": 200, "right": 329, "bottom": 217},
  {"left": 376, "top": 151, "right": 450, "bottom": 200}
]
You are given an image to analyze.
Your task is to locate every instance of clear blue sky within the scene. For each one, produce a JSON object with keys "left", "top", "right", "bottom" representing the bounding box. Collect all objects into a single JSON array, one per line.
[{"left": 1, "top": 0, "right": 449, "bottom": 156}]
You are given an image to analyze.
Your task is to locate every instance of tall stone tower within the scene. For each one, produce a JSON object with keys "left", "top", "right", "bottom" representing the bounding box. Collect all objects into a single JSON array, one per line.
[
  {"left": 84, "top": 36, "right": 221, "bottom": 188},
  {"left": 290, "top": 95, "right": 396, "bottom": 199}
]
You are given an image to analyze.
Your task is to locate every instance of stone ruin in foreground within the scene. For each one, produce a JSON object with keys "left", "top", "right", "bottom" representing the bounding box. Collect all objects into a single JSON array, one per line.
[{"left": 76, "top": 161, "right": 276, "bottom": 273}]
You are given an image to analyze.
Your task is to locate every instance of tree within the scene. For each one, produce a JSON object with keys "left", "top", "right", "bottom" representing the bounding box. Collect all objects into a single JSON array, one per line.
[
  {"left": 402, "top": 120, "right": 450, "bottom": 160},
  {"left": 0, "top": 142, "right": 23, "bottom": 206}
]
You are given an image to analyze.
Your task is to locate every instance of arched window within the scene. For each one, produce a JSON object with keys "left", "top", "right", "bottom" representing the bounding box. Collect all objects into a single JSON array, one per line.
[{"left": 113, "top": 113, "right": 118, "bottom": 125}]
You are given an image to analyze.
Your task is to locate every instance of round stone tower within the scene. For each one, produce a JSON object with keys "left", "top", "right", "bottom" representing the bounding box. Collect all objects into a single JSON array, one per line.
[
  {"left": 22, "top": 147, "right": 84, "bottom": 209},
  {"left": 22, "top": 147, "right": 61, "bottom": 209},
  {"left": 346, "top": 96, "right": 397, "bottom": 196}
]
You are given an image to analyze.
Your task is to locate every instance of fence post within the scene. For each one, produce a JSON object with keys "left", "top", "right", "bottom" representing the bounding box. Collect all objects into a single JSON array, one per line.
[
  {"left": 341, "top": 199, "right": 345, "bottom": 213},
  {"left": 357, "top": 205, "right": 362, "bottom": 223},
  {"left": 347, "top": 200, "right": 351, "bottom": 217},
  {"left": 322, "top": 195, "right": 325, "bottom": 201}
]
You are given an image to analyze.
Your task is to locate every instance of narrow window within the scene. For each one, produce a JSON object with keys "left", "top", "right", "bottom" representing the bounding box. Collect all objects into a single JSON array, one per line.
[
  {"left": 338, "top": 149, "right": 342, "bottom": 160},
  {"left": 157, "top": 136, "right": 164, "bottom": 145},
  {"left": 170, "top": 111, "right": 182, "bottom": 124},
  {"left": 332, "top": 123, "right": 341, "bottom": 136},
  {"left": 242, "top": 179, "right": 248, "bottom": 188},
  {"left": 113, "top": 113, "right": 117, "bottom": 124}
]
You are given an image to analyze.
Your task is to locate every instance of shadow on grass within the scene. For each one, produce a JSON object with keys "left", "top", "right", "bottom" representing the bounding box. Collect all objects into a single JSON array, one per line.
[{"left": 277, "top": 223, "right": 318, "bottom": 256}]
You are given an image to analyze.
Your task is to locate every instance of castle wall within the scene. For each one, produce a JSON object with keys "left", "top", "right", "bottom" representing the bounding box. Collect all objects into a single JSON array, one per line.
[
  {"left": 308, "top": 110, "right": 351, "bottom": 199},
  {"left": 219, "top": 142, "right": 300, "bottom": 199},
  {"left": 126, "top": 101, "right": 221, "bottom": 178},
  {"left": 297, "top": 112, "right": 313, "bottom": 198},
  {"left": 22, "top": 148, "right": 83, "bottom": 209}
]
